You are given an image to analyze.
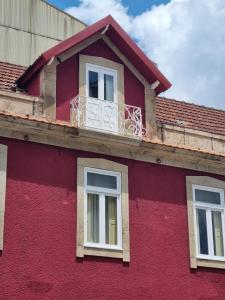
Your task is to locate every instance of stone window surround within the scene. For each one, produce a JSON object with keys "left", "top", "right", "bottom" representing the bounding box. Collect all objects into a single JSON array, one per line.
[
  {"left": 186, "top": 176, "right": 225, "bottom": 269},
  {"left": 79, "top": 54, "right": 125, "bottom": 107},
  {"left": 76, "top": 158, "right": 130, "bottom": 262}
]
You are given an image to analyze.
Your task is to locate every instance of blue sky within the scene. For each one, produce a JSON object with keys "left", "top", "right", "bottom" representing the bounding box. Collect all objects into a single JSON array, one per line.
[{"left": 48, "top": 0, "right": 169, "bottom": 16}]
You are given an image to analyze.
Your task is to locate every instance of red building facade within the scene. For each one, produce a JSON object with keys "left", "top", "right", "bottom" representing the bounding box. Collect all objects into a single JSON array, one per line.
[{"left": 0, "top": 15, "right": 225, "bottom": 299}]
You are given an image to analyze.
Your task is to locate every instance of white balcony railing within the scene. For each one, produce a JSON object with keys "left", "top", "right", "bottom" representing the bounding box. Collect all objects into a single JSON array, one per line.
[{"left": 70, "top": 95, "right": 145, "bottom": 139}]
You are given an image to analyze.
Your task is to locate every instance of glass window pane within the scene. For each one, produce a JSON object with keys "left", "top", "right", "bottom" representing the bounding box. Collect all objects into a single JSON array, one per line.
[
  {"left": 89, "top": 71, "right": 98, "bottom": 98},
  {"left": 197, "top": 209, "right": 209, "bottom": 255},
  {"left": 87, "top": 172, "right": 117, "bottom": 190},
  {"left": 87, "top": 193, "right": 99, "bottom": 243},
  {"left": 105, "top": 196, "right": 117, "bottom": 245},
  {"left": 212, "top": 211, "right": 224, "bottom": 256},
  {"left": 104, "top": 74, "right": 114, "bottom": 101},
  {"left": 195, "top": 189, "right": 221, "bottom": 205}
]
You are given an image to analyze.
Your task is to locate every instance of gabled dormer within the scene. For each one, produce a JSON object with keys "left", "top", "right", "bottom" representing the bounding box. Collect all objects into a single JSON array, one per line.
[{"left": 17, "top": 15, "right": 171, "bottom": 140}]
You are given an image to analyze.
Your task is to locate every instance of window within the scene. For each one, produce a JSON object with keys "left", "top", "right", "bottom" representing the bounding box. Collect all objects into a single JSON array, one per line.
[
  {"left": 85, "top": 64, "right": 118, "bottom": 133},
  {"left": 194, "top": 185, "right": 224, "bottom": 259},
  {"left": 79, "top": 54, "right": 124, "bottom": 105},
  {"left": 78, "top": 55, "right": 125, "bottom": 134},
  {"left": 76, "top": 158, "right": 130, "bottom": 261},
  {"left": 186, "top": 176, "right": 225, "bottom": 269},
  {"left": 0, "top": 144, "right": 7, "bottom": 250},
  {"left": 87, "top": 64, "right": 117, "bottom": 102},
  {"left": 84, "top": 168, "right": 122, "bottom": 250}
]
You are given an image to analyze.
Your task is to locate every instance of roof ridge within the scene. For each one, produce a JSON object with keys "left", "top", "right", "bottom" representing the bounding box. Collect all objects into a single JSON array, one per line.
[{"left": 157, "top": 96, "right": 225, "bottom": 114}]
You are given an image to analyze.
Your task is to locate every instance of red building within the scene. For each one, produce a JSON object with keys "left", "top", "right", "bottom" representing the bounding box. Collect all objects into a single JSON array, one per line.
[{"left": 1, "top": 15, "right": 225, "bottom": 299}]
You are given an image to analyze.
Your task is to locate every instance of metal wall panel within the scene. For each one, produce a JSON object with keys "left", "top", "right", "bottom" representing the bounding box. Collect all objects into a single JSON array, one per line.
[
  {"left": 0, "top": 26, "right": 59, "bottom": 66},
  {"left": 0, "top": 0, "right": 86, "bottom": 66}
]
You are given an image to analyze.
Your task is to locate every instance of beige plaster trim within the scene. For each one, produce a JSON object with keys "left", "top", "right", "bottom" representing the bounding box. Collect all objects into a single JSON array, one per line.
[
  {"left": 41, "top": 58, "right": 58, "bottom": 119},
  {"left": 160, "top": 124, "right": 225, "bottom": 139},
  {"left": 59, "top": 33, "right": 102, "bottom": 63},
  {"left": 158, "top": 123, "right": 225, "bottom": 155},
  {"left": 0, "top": 91, "right": 43, "bottom": 117},
  {"left": 79, "top": 54, "right": 125, "bottom": 106},
  {"left": 186, "top": 176, "right": 225, "bottom": 269},
  {"left": 145, "top": 87, "right": 157, "bottom": 140},
  {"left": 0, "top": 144, "right": 7, "bottom": 250},
  {"left": 0, "top": 90, "right": 41, "bottom": 103},
  {"left": 0, "top": 112, "right": 225, "bottom": 177},
  {"left": 197, "top": 259, "right": 225, "bottom": 269},
  {"left": 76, "top": 158, "right": 130, "bottom": 262}
]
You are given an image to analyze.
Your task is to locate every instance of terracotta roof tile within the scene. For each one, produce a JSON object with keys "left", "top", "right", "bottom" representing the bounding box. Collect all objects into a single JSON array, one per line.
[
  {"left": 0, "top": 61, "right": 26, "bottom": 92},
  {"left": 156, "top": 97, "right": 225, "bottom": 136},
  {"left": 1, "top": 61, "right": 225, "bottom": 137}
]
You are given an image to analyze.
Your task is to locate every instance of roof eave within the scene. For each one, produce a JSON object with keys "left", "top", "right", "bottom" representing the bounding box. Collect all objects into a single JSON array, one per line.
[{"left": 16, "top": 55, "right": 47, "bottom": 87}]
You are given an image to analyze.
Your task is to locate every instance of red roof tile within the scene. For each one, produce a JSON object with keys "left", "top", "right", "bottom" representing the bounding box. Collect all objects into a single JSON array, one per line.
[
  {"left": 0, "top": 61, "right": 26, "bottom": 92},
  {"left": 156, "top": 97, "right": 225, "bottom": 136},
  {"left": 1, "top": 61, "right": 225, "bottom": 137}
]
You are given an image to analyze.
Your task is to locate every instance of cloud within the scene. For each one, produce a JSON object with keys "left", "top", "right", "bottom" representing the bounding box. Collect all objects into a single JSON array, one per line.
[
  {"left": 66, "top": 0, "right": 225, "bottom": 109},
  {"left": 66, "top": 0, "right": 132, "bottom": 31}
]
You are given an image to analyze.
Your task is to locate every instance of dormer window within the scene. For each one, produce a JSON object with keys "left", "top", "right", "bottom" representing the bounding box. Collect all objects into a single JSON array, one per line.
[
  {"left": 70, "top": 54, "right": 145, "bottom": 139},
  {"left": 87, "top": 64, "right": 117, "bottom": 102},
  {"left": 85, "top": 64, "right": 118, "bottom": 132}
]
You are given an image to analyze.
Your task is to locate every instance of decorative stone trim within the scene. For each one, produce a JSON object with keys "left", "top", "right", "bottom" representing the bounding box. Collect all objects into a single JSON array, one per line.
[
  {"left": 186, "top": 176, "right": 225, "bottom": 269},
  {"left": 76, "top": 158, "right": 130, "bottom": 262}
]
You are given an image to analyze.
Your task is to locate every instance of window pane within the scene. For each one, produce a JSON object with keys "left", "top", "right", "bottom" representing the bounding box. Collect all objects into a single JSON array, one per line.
[
  {"left": 212, "top": 211, "right": 224, "bottom": 256},
  {"left": 87, "top": 172, "right": 117, "bottom": 190},
  {"left": 89, "top": 71, "right": 98, "bottom": 98},
  {"left": 105, "top": 196, "right": 117, "bottom": 245},
  {"left": 104, "top": 74, "right": 114, "bottom": 101},
  {"left": 197, "top": 209, "right": 209, "bottom": 255},
  {"left": 195, "top": 189, "right": 221, "bottom": 205},
  {"left": 87, "top": 193, "right": 99, "bottom": 243}
]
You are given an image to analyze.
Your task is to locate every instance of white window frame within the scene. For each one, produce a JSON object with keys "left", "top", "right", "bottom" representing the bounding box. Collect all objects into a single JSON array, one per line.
[
  {"left": 86, "top": 63, "right": 118, "bottom": 103},
  {"left": 193, "top": 184, "right": 225, "bottom": 261},
  {"left": 84, "top": 167, "right": 122, "bottom": 250},
  {"left": 76, "top": 158, "right": 130, "bottom": 262}
]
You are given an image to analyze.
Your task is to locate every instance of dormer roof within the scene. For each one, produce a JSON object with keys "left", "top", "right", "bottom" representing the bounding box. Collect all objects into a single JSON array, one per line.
[{"left": 16, "top": 15, "right": 171, "bottom": 95}]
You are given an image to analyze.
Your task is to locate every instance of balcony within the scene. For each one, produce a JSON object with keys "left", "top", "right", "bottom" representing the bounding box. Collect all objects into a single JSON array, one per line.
[{"left": 70, "top": 96, "right": 145, "bottom": 139}]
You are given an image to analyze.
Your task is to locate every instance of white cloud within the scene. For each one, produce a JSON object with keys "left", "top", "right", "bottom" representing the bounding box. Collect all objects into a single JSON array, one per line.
[
  {"left": 66, "top": 0, "right": 132, "bottom": 31},
  {"left": 66, "top": 0, "right": 225, "bottom": 109}
]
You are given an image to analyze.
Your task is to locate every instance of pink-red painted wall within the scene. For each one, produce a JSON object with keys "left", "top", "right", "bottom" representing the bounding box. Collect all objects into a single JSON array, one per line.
[
  {"left": 1, "top": 137, "right": 225, "bottom": 299},
  {"left": 25, "top": 73, "right": 41, "bottom": 97},
  {"left": 56, "top": 39, "right": 145, "bottom": 123},
  {"left": 56, "top": 55, "right": 79, "bottom": 121}
]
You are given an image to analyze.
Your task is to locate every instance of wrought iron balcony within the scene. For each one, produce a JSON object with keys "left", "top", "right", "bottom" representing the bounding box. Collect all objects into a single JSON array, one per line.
[{"left": 70, "top": 95, "right": 145, "bottom": 139}]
